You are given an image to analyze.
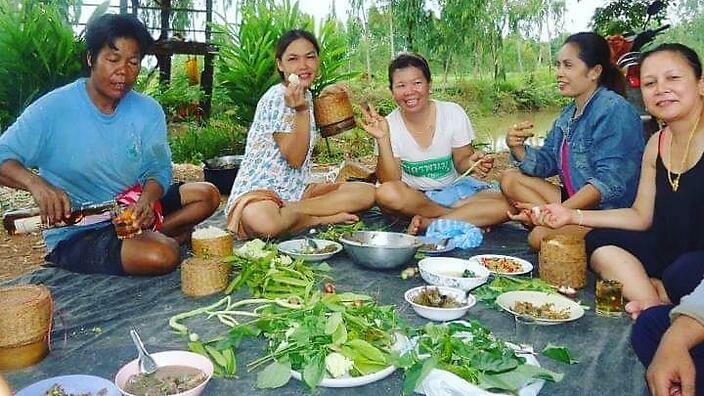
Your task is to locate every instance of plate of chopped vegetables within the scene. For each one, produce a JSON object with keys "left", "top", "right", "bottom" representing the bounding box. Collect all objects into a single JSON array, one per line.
[
  {"left": 17, "top": 375, "right": 120, "bottom": 396},
  {"left": 469, "top": 254, "right": 533, "bottom": 275},
  {"left": 496, "top": 291, "right": 584, "bottom": 324}
]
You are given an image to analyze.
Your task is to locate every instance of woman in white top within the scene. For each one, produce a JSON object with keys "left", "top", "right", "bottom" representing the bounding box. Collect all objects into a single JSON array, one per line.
[{"left": 360, "top": 52, "right": 510, "bottom": 233}]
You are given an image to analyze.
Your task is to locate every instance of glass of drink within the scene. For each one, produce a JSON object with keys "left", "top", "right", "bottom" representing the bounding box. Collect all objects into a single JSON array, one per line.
[
  {"left": 595, "top": 279, "right": 623, "bottom": 317},
  {"left": 112, "top": 206, "right": 141, "bottom": 240}
]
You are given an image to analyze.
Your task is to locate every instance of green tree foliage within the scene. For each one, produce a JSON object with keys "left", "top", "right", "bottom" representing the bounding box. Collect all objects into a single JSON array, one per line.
[
  {"left": 591, "top": 0, "right": 671, "bottom": 36},
  {"left": 0, "top": 0, "right": 84, "bottom": 131}
]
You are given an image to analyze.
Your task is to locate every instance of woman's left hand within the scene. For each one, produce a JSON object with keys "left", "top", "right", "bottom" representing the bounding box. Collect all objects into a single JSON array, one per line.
[
  {"left": 131, "top": 198, "right": 155, "bottom": 229},
  {"left": 468, "top": 151, "right": 494, "bottom": 178}
]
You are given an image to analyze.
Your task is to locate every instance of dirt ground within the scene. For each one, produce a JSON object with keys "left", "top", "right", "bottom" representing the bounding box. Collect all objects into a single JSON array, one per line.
[{"left": 0, "top": 154, "right": 512, "bottom": 282}]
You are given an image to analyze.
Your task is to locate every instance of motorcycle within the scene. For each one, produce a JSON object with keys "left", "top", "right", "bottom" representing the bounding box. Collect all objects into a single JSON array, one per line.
[{"left": 607, "top": 0, "right": 670, "bottom": 137}]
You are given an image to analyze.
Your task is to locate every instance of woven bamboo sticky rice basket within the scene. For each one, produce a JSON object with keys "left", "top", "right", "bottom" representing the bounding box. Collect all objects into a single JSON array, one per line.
[
  {"left": 0, "top": 284, "right": 52, "bottom": 369},
  {"left": 192, "top": 229, "right": 233, "bottom": 258},
  {"left": 539, "top": 234, "right": 587, "bottom": 289},
  {"left": 181, "top": 257, "right": 231, "bottom": 297},
  {"left": 314, "top": 89, "right": 355, "bottom": 138}
]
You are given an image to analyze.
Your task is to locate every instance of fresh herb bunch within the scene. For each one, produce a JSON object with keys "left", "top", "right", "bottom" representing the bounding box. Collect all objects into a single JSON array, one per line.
[
  {"left": 396, "top": 321, "right": 563, "bottom": 395},
  {"left": 473, "top": 275, "right": 556, "bottom": 307},
  {"left": 316, "top": 221, "right": 367, "bottom": 242}
]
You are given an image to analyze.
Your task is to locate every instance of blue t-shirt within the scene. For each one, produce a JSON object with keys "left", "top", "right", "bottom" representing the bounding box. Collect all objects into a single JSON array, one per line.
[{"left": 0, "top": 78, "right": 171, "bottom": 251}]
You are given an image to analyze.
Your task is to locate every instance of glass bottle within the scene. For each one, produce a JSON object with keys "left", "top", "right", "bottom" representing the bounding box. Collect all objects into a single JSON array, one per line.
[{"left": 2, "top": 201, "right": 117, "bottom": 235}]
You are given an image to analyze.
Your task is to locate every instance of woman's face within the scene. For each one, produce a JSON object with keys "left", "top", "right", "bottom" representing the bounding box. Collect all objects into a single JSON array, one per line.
[
  {"left": 276, "top": 38, "right": 319, "bottom": 88},
  {"left": 88, "top": 37, "right": 141, "bottom": 105},
  {"left": 555, "top": 43, "right": 600, "bottom": 99},
  {"left": 390, "top": 66, "right": 431, "bottom": 114},
  {"left": 640, "top": 51, "right": 704, "bottom": 123}
]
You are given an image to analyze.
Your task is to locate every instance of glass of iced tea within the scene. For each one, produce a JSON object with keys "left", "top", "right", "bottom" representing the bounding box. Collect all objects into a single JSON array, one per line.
[
  {"left": 595, "top": 279, "right": 623, "bottom": 317},
  {"left": 112, "top": 205, "right": 141, "bottom": 240}
]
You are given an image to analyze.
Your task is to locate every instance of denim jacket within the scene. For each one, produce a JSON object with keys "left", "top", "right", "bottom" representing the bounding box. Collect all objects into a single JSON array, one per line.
[{"left": 516, "top": 87, "right": 644, "bottom": 209}]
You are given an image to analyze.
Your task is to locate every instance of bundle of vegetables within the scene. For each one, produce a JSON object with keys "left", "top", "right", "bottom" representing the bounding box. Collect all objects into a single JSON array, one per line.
[
  {"left": 315, "top": 221, "right": 367, "bottom": 241},
  {"left": 224, "top": 239, "right": 332, "bottom": 300},
  {"left": 396, "top": 321, "right": 563, "bottom": 395},
  {"left": 240, "top": 291, "right": 401, "bottom": 391},
  {"left": 473, "top": 275, "right": 556, "bottom": 307}
]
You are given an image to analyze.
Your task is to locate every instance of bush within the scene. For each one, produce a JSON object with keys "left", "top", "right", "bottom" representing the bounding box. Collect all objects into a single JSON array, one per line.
[{"left": 169, "top": 116, "right": 247, "bottom": 164}]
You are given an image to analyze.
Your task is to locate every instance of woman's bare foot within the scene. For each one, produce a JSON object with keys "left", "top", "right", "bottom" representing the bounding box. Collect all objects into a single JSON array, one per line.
[
  {"left": 316, "top": 212, "right": 358, "bottom": 226},
  {"left": 625, "top": 299, "right": 666, "bottom": 320},
  {"left": 407, "top": 215, "right": 434, "bottom": 235}
]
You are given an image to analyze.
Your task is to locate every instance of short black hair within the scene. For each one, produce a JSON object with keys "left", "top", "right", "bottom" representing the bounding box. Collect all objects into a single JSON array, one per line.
[
  {"left": 388, "top": 52, "right": 431, "bottom": 90},
  {"left": 641, "top": 43, "right": 702, "bottom": 80},
  {"left": 85, "top": 14, "right": 154, "bottom": 67},
  {"left": 275, "top": 30, "right": 320, "bottom": 80}
]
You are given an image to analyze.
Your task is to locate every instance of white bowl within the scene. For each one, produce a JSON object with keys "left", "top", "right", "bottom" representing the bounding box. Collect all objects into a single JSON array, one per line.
[
  {"left": 404, "top": 286, "right": 476, "bottom": 321},
  {"left": 418, "top": 257, "right": 490, "bottom": 291},
  {"left": 278, "top": 239, "right": 342, "bottom": 262},
  {"left": 114, "top": 350, "right": 214, "bottom": 396}
]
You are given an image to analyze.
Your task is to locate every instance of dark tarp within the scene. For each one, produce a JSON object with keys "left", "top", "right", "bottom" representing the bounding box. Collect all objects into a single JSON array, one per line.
[{"left": 3, "top": 210, "right": 647, "bottom": 395}]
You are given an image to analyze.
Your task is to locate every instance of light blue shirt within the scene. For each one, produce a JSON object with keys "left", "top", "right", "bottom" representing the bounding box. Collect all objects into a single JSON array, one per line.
[{"left": 0, "top": 79, "right": 171, "bottom": 251}]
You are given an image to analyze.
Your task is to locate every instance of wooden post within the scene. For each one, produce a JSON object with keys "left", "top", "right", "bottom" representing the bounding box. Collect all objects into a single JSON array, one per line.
[
  {"left": 158, "top": 0, "right": 172, "bottom": 85},
  {"left": 200, "top": 0, "right": 214, "bottom": 120}
]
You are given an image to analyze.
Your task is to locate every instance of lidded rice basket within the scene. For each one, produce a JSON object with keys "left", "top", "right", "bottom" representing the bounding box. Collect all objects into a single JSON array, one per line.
[
  {"left": 191, "top": 227, "right": 234, "bottom": 258},
  {"left": 0, "top": 284, "right": 52, "bottom": 369},
  {"left": 539, "top": 234, "right": 587, "bottom": 289},
  {"left": 314, "top": 89, "right": 355, "bottom": 138}
]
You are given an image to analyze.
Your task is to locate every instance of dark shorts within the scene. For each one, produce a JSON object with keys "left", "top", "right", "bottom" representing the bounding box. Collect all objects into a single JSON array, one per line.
[
  {"left": 560, "top": 185, "right": 569, "bottom": 202},
  {"left": 45, "top": 183, "right": 184, "bottom": 275}
]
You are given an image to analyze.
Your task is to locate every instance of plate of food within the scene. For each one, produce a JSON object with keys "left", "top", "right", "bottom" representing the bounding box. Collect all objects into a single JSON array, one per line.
[
  {"left": 278, "top": 238, "right": 342, "bottom": 262},
  {"left": 496, "top": 290, "right": 584, "bottom": 325},
  {"left": 417, "top": 236, "right": 456, "bottom": 254},
  {"left": 17, "top": 374, "right": 120, "bottom": 396},
  {"left": 469, "top": 254, "right": 533, "bottom": 275}
]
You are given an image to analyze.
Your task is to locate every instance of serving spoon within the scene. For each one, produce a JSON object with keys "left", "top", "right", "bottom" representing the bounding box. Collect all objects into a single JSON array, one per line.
[{"left": 130, "top": 325, "right": 158, "bottom": 375}]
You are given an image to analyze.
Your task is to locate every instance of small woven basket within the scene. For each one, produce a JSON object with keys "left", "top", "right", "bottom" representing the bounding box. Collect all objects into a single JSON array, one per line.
[
  {"left": 192, "top": 233, "right": 233, "bottom": 258},
  {"left": 314, "top": 90, "right": 355, "bottom": 138},
  {"left": 0, "top": 284, "right": 52, "bottom": 369},
  {"left": 539, "top": 234, "right": 587, "bottom": 289},
  {"left": 181, "top": 257, "right": 231, "bottom": 297}
]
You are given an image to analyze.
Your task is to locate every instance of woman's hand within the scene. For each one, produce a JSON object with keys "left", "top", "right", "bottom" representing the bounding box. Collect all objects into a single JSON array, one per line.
[
  {"left": 359, "top": 103, "right": 389, "bottom": 140},
  {"left": 505, "top": 121, "right": 535, "bottom": 155},
  {"left": 467, "top": 151, "right": 494, "bottom": 178},
  {"left": 131, "top": 197, "right": 155, "bottom": 229},
  {"left": 508, "top": 202, "right": 575, "bottom": 229},
  {"left": 283, "top": 78, "right": 308, "bottom": 112}
]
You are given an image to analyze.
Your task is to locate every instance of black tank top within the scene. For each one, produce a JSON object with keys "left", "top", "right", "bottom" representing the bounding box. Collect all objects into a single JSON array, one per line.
[{"left": 654, "top": 131, "right": 704, "bottom": 265}]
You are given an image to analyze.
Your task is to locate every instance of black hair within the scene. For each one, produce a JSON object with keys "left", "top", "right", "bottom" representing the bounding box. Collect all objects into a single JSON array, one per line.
[
  {"left": 275, "top": 29, "right": 320, "bottom": 80},
  {"left": 85, "top": 14, "right": 154, "bottom": 70},
  {"left": 563, "top": 32, "right": 626, "bottom": 96},
  {"left": 388, "top": 52, "right": 431, "bottom": 90},
  {"left": 640, "top": 43, "right": 703, "bottom": 80}
]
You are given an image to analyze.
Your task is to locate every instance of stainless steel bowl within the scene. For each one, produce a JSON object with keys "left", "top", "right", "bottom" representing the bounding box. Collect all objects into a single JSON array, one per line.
[
  {"left": 203, "top": 155, "right": 243, "bottom": 170},
  {"left": 339, "top": 231, "right": 420, "bottom": 270}
]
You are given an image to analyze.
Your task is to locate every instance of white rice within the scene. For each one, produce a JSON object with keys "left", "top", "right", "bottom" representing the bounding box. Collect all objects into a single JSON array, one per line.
[{"left": 192, "top": 226, "right": 229, "bottom": 239}]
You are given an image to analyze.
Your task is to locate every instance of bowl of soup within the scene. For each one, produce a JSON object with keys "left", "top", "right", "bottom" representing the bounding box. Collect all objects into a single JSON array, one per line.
[
  {"left": 114, "top": 350, "right": 213, "bottom": 396},
  {"left": 418, "top": 257, "right": 490, "bottom": 291}
]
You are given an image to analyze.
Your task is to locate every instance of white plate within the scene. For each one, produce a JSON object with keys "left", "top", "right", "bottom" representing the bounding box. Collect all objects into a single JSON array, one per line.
[
  {"left": 278, "top": 239, "right": 342, "bottom": 262},
  {"left": 496, "top": 290, "right": 584, "bottom": 324},
  {"left": 469, "top": 254, "right": 533, "bottom": 275},
  {"left": 17, "top": 374, "right": 121, "bottom": 396},
  {"left": 290, "top": 364, "right": 396, "bottom": 388}
]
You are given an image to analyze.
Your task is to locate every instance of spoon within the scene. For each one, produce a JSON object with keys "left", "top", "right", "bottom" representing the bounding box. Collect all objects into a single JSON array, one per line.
[
  {"left": 305, "top": 228, "right": 319, "bottom": 251},
  {"left": 130, "top": 325, "right": 158, "bottom": 375},
  {"left": 435, "top": 237, "right": 450, "bottom": 251}
]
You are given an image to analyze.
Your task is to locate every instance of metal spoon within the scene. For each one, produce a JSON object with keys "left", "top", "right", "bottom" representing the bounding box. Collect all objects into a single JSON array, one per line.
[
  {"left": 130, "top": 326, "right": 158, "bottom": 375},
  {"left": 305, "top": 228, "right": 319, "bottom": 250},
  {"left": 435, "top": 237, "right": 450, "bottom": 251}
]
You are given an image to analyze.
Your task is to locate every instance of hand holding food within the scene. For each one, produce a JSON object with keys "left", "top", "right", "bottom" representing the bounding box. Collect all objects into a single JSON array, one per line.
[
  {"left": 284, "top": 74, "right": 307, "bottom": 112},
  {"left": 358, "top": 102, "right": 389, "bottom": 140},
  {"left": 505, "top": 121, "right": 535, "bottom": 149},
  {"left": 507, "top": 202, "right": 538, "bottom": 227},
  {"left": 131, "top": 198, "right": 155, "bottom": 229},
  {"left": 464, "top": 151, "right": 494, "bottom": 178}
]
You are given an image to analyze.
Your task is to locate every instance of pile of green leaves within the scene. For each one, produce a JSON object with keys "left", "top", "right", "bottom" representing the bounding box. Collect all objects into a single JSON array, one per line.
[
  {"left": 243, "top": 291, "right": 400, "bottom": 391},
  {"left": 224, "top": 239, "right": 332, "bottom": 300},
  {"left": 396, "top": 321, "right": 563, "bottom": 395},
  {"left": 473, "top": 275, "right": 556, "bottom": 307},
  {"left": 315, "top": 221, "right": 367, "bottom": 242}
]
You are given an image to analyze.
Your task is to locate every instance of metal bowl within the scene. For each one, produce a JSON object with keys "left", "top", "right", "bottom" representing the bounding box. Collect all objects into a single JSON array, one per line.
[
  {"left": 202, "top": 155, "right": 243, "bottom": 170},
  {"left": 339, "top": 231, "right": 420, "bottom": 270}
]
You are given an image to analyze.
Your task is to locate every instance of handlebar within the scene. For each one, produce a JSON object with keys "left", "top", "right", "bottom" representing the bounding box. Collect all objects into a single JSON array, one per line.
[{"left": 632, "top": 24, "right": 670, "bottom": 51}]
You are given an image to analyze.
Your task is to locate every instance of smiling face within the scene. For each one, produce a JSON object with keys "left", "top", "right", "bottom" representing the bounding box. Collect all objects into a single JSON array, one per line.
[
  {"left": 640, "top": 51, "right": 704, "bottom": 123},
  {"left": 276, "top": 38, "right": 319, "bottom": 89},
  {"left": 390, "top": 66, "right": 431, "bottom": 114},
  {"left": 555, "top": 43, "right": 601, "bottom": 101},
  {"left": 86, "top": 37, "right": 141, "bottom": 112}
]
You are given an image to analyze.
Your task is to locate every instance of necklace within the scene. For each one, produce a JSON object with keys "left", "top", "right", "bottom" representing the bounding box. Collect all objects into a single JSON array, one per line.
[{"left": 667, "top": 110, "right": 701, "bottom": 192}]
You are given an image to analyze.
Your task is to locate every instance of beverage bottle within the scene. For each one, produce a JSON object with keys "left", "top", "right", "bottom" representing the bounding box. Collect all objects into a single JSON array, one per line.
[{"left": 2, "top": 201, "right": 116, "bottom": 235}]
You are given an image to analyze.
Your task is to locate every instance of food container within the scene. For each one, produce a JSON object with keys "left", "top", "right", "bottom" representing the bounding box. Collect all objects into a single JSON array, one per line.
[
  {"left": 418, "top": 257, "right": 490, "bottom": 291},
  {"left": 191, "top": 227, "right": 233, "bottom": 258},
  {"left": 181, "top": 257, "right": 231, "bottom": 297},
  {"left": 314, "top": 89, "right": 355, "bottom": 138},
  {"left": 339, "top": 231, "right": 420, "bottom": 270},
  {"left": 539, "top": 233, "right": 587, "bottom": 289},
  {"left": 277, "top": 239, "right": 342, "bottom": 262},
  {"left": 202, "top": 155, "right": 243, "bottom": 195},
  {"left": 404, "top": 285, "right": 476, "bottom": 321},
  {"left": 114, "top": 350, "right": 214, "bottom": 396},
  {"left": 0, "top": 284, "right": 52, "bottom": 369}
]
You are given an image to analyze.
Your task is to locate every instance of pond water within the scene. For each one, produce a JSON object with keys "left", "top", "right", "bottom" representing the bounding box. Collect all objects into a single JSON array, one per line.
[{"left": 472, "top": 109, "right": 560, "bottom": 152}]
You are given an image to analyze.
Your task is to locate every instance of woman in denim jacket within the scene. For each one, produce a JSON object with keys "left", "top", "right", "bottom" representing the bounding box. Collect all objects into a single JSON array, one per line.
[{"left": 502, "top": 32, "right": 644, "bottom": 250}]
